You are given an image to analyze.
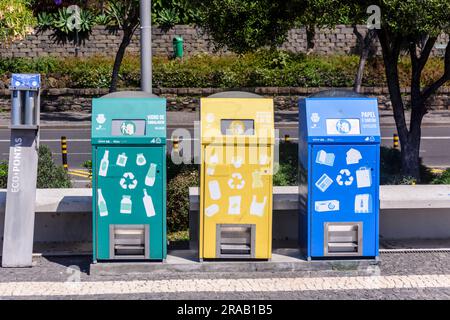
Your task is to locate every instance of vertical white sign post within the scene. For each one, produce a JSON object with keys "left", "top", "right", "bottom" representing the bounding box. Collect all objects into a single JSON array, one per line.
[{"left": 2, "top": 74, "right": 40, "bottom": 268}]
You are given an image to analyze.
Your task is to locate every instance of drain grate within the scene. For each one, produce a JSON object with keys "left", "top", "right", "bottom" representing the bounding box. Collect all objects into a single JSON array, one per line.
[{"left": 380, "top": 248, "right": 450, "bottom": 254}]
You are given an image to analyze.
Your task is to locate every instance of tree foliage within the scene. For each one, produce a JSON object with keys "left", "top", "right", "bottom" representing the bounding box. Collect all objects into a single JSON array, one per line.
[
  {"left": 0, "top": 0, "right": 36, "bottom": 44},
  {"left": 196, "top": 0, "right": 450, "bottom": 180},
  {"left": 194, "top": 0, "right": 307, "bottom": 53}
]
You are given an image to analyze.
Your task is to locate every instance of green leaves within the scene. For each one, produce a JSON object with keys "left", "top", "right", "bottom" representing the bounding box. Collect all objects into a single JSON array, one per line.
[
  {"left": 195, "top": 0, "right": 305, "bottom": 53},
  {"left": 0, "top": 145, "right": 72, "bottom": 189},
  {"left": 0, "top": 51, "right": 446, "bottom": 89},
  {"left": 37, "top": 6, "right": 95, "bottom": 34},
  {"left": 0, "top": 0, "right": 36, "bottom": 44}
]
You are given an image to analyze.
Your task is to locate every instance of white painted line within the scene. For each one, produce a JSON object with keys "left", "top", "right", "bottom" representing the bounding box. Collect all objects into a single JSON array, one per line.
[
  {"left": 2, "top": 274, "right": 450, "bottom": 296},
  {"left": 381, "top": 137, "right": 450, "bottom": 140},
  {"left": 0, "top": 137, "right": 449, "bottom": 143},
  {"left": 0, "top": 139, "right": 91, "bottom": 142}
]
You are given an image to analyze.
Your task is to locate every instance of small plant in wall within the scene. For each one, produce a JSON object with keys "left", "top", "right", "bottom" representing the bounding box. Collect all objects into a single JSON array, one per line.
[{"left": 36, "top": 5, "right": 95, "bottom": 55}]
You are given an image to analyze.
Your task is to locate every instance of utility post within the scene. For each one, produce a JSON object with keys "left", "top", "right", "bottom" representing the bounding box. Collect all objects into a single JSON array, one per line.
[{"left": 140, "top": 0, "right": 152, "bottom": 94}]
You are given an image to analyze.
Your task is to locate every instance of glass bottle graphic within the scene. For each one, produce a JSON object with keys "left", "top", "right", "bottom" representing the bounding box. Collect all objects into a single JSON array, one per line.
[
  {"left": 99, "top": 150, "right": 109, "bottom": 177},
  {"left": 98, "top": 189, "right": 108, "bottom": 217},
  {"left": 143, "top": 189, "right": 155, "bottom": 217},
  {"left": 136, "top": 153, "right": 146, "bottom": 166},
  {"left": 116, "top": 153, "right": 128, "bottom": 167},
  {"left": 120, "top": 195, "right": 132, "bottom": 214},
  {"left": 145, "top": 163, "right": 157, "bottom": 187}
]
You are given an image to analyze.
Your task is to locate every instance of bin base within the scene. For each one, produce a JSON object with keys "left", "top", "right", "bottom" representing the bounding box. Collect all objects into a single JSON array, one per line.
[{"left": 89, "top": 248, "right": 379, "bottom": 276}]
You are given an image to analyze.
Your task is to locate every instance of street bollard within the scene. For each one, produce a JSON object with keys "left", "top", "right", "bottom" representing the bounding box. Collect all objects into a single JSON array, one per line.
[
  {"left": 61, "top": 136, "right": 68, "bottom": 170},
  {"left": 393, "top": 133, "right": 399, "bottom": 149},
  {"left": 173, "top": 136, "right": 180, "bottom": 152}
]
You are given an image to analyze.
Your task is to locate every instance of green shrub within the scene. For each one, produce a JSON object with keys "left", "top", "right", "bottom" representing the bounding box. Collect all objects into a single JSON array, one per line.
[
  {"left": 0, "top": 161, "right": 8, "bottom": 188},
  {"left": 380, "top": 146, "right": 434, "bottom": 185},
  {"left": 0, "top": 50, "right": 447, "bottom": 89},
  {"left": 432, "top": 169, "right": 450, "bottom": 184},
  {"left": 166, "top": 168, "right": 199, "bottom": 233},
  {"left": 273, "top": 142, "right": 298, "bottom": 186},
  {"left": 37, "top": 145, "right": 72, "bottom": 188},
  {"left": 0, "top": 145, "right": 72, "bottom": 189}
]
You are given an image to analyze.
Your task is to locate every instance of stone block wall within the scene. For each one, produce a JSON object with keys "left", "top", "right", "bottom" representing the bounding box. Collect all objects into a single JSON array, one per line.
[{"left": 0, "top": 25, "right": 447, "bottom": 58}]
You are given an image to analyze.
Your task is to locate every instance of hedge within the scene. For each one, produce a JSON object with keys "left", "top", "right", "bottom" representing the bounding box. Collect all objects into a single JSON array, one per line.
[
  {"left": 0, "top": 145, "right": 72, "bottom": 189},
  {"left": 0, "top": 49, "right": 447, "bottom": 89}
]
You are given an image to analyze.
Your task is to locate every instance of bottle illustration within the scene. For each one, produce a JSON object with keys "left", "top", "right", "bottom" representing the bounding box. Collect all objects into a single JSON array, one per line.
[
  {"left": 136, "top": 153, "right": 147, "bottom": 166},
  {"left": 252, "top": 170, "right": 264, "bottom": 189},
  {"left": 98, "top": 189, "right": 108, "bottom": 217},
  {"left": 116, "top": 153, "right": 128, "bottom": 167},
  {"left": 208, "top": 180, "right": 221, "bottom": 200},
  {"left": 145, "top": 163, "right": 157, "bottom": 187},
  {"left": 99, "top": 150, "right": 109, "bottom": 177},
  {"left": 120, "top": 195, "right": 132, "bottom": 214},
  {"left": 143, "top": 189, "right": 156, "bottom": 217}
]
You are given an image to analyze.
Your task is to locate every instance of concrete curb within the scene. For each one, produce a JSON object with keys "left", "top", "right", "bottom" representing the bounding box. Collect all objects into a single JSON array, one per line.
[{"left": 89, "top": 249, "right": 378, "bottom": 275}]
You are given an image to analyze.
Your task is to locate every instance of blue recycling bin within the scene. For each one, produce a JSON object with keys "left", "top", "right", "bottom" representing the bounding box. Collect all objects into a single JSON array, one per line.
[{"left": 299, "top": 91, "right": 380, "bottom": 260}]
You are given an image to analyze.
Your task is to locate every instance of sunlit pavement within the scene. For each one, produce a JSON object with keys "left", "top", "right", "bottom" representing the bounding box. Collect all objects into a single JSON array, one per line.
[{"left": 2, "top": 251, "right": 450, "bottom": 299}]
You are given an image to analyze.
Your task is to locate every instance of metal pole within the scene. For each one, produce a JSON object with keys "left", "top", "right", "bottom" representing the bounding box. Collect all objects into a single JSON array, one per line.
[{"left": 140, "top": 0, "right": 152, "bottom": 93}]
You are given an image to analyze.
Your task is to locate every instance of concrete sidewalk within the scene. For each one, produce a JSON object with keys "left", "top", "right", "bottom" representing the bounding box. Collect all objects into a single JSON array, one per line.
[
  {"left": 2, "top": 251, "right": 450, "bottom": 299},
  {"left": 0, "top": 110, "right": 450, "bottom": 129}
]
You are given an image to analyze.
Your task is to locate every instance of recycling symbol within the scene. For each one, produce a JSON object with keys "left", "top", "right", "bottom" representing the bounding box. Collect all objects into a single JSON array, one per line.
[
  {"left": 336, "top": 169, "right": 354, "bottom": 186},
  {"left": 120, "top": 172, "right": 138, "bottom": 190},
  {"left": 228, "top": 173, "right": 245, "bottom": 190}
]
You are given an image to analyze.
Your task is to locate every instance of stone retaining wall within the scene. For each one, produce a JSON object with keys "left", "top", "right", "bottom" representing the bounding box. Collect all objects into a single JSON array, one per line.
[
  {"left": 1, "top": 25, "right": 448, "bottom": 58},
  {"left": 0, "top": 87, "right": 448, "bottom": 113}
]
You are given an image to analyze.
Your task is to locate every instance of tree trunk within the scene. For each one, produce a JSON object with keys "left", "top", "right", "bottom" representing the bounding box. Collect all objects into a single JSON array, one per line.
[
  {"left": 354, "top": 49, "right": 368, "bottom": 93},
  {"left": 306, "top": 25, "right": 315, "bottom": 55},
  {"left": 401, "top": 131, "right": 421, "bottom": 179},
  {"left": 109, "top": 29, "right": 134, "bottom": 93},
  {"left": 353, "top": 27, "right": 376, "bottom": 93}
]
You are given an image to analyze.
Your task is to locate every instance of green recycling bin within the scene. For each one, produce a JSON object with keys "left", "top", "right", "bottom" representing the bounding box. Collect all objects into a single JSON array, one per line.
[
  {"left": 173, "top": 36, "right": 184, "bottom": 58},
  {"left": 92, "top": 97, "right": 167, "bottom": 261}
]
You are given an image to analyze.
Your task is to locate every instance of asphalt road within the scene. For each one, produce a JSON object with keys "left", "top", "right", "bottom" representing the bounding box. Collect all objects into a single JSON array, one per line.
[{"left": 0, "top": 124, "right": 449, "bottom": 185}]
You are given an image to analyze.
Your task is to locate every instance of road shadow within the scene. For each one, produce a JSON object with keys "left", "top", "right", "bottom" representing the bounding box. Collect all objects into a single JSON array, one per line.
[{"left": 40, "top": 112, "right": 91, "bottom": 124}]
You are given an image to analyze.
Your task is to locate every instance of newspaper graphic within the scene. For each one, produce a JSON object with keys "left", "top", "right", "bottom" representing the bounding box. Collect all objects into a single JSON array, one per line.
[{"left": 346, "top": 148, "right": 362, "bottom": 165}]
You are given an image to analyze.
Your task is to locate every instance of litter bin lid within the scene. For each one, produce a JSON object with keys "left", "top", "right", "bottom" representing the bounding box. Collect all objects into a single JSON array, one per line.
[
  {"left": 100, "top": 91, "right": 159, "bottom": 99},
  {"left": 309, "top": 89, "right": 366, "bottom": 98},
  {"left": 207, "top": 91, "right": 262, "bottom": 98}
]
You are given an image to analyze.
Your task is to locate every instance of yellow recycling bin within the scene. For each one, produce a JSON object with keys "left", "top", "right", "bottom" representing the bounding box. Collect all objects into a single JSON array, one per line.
[{"left": 199, "top": 94, "right": 274, "bottom": 260}]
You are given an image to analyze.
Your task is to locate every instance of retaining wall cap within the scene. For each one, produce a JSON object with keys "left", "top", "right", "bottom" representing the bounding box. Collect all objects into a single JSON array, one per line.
[
  {"left": 0, "top": 185, "right": 448, "bottom": 214},
  {"left": 0, "top": 189, "right": 91, "bottom": 214}
]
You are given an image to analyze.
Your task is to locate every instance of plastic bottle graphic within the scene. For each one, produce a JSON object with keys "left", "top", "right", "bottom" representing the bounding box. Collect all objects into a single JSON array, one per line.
[
  {"left": 143, "top": 189, "right": 155, "bottom": 217},
  {"left": 120, "top": 195, "right": 132, "bottom": 214},
  {"left": 145, "top": 163, "right": 157, "bottom": 187},
  {"left": 98, "top": 189, "right": 108, "bottom": 217},
  {"left": 99, "top": 150, "right": 109, "bottom": 177}
]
